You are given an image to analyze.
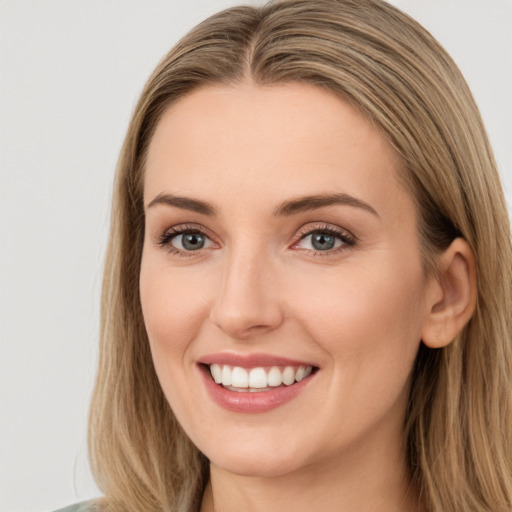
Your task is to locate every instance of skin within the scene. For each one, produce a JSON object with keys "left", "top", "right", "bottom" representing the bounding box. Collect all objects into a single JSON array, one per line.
[{"left": 139, "top": 82, "right": 472, "bottom": 512}]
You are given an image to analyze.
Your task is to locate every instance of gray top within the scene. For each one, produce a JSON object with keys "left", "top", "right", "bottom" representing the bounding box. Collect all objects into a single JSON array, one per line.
[{"left": 53, "top": 501, "right": 97, "bottom": 512}]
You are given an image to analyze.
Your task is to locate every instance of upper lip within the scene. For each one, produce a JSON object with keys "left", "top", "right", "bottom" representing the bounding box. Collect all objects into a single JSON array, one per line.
[{"left": 198, "top": 352, "right": 317, "bottom": 368}]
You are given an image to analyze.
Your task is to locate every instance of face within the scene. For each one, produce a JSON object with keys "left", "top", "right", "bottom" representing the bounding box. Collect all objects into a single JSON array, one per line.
[{"left": 140, "top": 83, "right": 436, "bottom": 478}]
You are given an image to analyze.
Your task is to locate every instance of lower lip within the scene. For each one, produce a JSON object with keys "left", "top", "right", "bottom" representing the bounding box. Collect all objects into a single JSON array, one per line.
[{"left": 199, "top": 365, "right": 314, "bottom": 413}]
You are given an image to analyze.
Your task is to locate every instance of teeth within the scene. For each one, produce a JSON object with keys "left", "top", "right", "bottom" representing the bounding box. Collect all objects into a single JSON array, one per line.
[
  {"left": 295, "top": 366, "right": 306, "bottom": 382},
  {"left": 282, "top": 366, "right": 295, "bottom": 386},
  {"left": 210, "top": 363, "right": 222, "bottom": 384},
  {"left": 208, "top": 364, "right": 314, "bottom": 390},
  {"left": 295, "top": 365, "right": 312, "bottom": 382},
  {"left": 249, "top": 367, "right": 267, "bottom": 388},
  {"left": 267, "top": 366, "right": 282, "bottom": 387},
  {"left": 221, "top": 365, "right": 232, "bottom": 386},
  {"left": 231, "top": 367, "right": 249, "bottom": 388}
]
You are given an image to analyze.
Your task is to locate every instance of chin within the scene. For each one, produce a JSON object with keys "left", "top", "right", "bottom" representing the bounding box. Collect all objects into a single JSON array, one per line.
[
  {"left": 202, "top": 435, "right": 312, "bottom": 478},
  {"left": 211, "top": 454, "right": 303, "bottom": 479}
]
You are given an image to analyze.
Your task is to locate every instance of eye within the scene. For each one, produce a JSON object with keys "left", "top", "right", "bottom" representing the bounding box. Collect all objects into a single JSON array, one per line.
[
  {"left": 303, "top": 232, "right": 341, "bottom": 251},
  {"left": 156, "top": 225, "right": 216, "bottom": 255},
  {"left": 293, "top": 224, "right": 356, "bottom": 254},
  {"left": 172, "top": 232, "right": 211, "bottom": 251}
]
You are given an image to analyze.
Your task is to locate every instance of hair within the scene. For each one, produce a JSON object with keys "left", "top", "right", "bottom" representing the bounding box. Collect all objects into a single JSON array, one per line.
[{"left": 88, "top": 1, "right": 512, "bottom": 511}]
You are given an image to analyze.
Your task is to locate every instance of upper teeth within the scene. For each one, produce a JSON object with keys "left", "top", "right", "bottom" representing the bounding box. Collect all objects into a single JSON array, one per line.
[{"left": 209, "top": 364, "right": 312, "bottom": 389}]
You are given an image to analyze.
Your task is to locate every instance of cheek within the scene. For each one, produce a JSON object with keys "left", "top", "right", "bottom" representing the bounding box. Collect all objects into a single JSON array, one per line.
[
  {"left": 285, "top": 261, "right": 426, "bottom": 449},
  {"left": 140, "top": 254, "right": 204, "bottom": 341},
  {"left": 139, "top": 255, "right": 211, "bottom": 425},
  {"left": 288, "top": 258, "right": 426, "bottom": 386},
  {"left": 139, "top": 254, "right": 212, "bottom": 382}
]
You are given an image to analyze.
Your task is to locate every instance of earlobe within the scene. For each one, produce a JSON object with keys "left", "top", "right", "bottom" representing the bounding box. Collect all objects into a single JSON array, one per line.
[{"left": 422, "top": 238, "right": 477, "bottom": 349}]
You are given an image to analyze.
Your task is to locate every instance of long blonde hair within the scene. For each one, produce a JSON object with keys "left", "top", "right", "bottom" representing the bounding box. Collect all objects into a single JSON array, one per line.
[{"left": 89, "top": 1, "right": 512, "bottom": 510}]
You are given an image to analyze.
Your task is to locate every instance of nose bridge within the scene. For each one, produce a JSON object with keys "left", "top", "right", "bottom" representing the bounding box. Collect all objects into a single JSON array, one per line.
[{"left": 209, "top": 239, "right": 283, "bottom": 339}]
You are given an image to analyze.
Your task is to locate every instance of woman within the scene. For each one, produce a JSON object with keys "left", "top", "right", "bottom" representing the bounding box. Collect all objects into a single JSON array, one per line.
[{"left": 64, "top": 0, "right": 512, "bottom": 510}]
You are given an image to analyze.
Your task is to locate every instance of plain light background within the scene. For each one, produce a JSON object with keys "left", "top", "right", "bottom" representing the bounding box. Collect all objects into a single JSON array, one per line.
[{"left": 1, "top": 1, "right": 511, "bottom": 511}]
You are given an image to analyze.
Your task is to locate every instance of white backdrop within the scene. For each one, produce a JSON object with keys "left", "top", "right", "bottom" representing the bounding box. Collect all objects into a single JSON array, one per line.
[{"left": 1, "top": 1, "right": 511, "bottom": 511}]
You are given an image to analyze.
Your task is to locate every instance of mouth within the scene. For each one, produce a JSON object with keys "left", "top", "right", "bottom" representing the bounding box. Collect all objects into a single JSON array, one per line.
[
  {"left": 197, "top": 355, "right": 318, "bottom": 413},
  {"left": 207, "top": 363, "right": 314, "bottom": 392}
]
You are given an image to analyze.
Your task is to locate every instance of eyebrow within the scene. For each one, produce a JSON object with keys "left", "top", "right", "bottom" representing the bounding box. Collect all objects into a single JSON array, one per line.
[
  {"left": 274, "top": 193, "right": 379, "bottom": 217},
  {"left": 146, "top": 192, "right": 378, "bottom": 218},
  {"left": 146, "top": 193, "right": 217, "bottom": 215}
]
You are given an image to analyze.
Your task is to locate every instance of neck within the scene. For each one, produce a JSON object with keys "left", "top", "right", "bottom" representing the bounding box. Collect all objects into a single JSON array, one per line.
[{"left": 200, "top": 439, "right": 425, "bottom": 512}]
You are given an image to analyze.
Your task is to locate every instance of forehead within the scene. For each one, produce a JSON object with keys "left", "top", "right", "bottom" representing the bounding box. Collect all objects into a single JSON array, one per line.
[{"left": 144, "top": 82, "right": 411, "bottom": 220}]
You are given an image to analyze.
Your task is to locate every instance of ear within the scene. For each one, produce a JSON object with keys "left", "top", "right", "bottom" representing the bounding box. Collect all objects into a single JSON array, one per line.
[{"left": 422, "top": 238, "right": 477, "bottom": 349}]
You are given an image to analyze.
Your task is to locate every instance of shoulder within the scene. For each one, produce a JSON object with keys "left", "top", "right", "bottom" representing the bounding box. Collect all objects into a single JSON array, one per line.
[{"left": 53, "top": 501, "right": 98, "bottom": 512}]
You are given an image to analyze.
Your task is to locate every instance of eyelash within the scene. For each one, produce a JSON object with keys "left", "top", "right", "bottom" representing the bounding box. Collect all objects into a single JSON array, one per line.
[
  {"left": 294, "top": 223, "right": 357, "bottom": 256},
  {"left": 155, "top": 223, "right": 357, "bottom": 257},
  {"left": 156, "top": 224, "right": 212, "bottom": 257}
]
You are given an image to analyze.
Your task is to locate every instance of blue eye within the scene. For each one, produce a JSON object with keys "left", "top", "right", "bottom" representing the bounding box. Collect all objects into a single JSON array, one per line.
[
  {"left": 172, "top": 232, "right": 208, "bottom": 251},
  {"left": 299, "top": 231, "right": 343, "bottom": 251},
  {"left": 295, "top": 225, "right": 356, "bottom": 254},
  {"left": 157, "top": 226, "right": 215, "bottom": 254},
  {"left": 309, "top": 232, "right": 339, "bottom": 251},
  {"left": 170, "top": 231, "right": 215, "bottom": 252}
]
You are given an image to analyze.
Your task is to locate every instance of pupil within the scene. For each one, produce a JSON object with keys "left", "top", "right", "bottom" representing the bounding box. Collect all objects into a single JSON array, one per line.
[
  {"left": 183, "top": 233, "right": 204, "bottom": 250},
  {"left": 312, "top": 232, "right": 335, "bottom": 250}
]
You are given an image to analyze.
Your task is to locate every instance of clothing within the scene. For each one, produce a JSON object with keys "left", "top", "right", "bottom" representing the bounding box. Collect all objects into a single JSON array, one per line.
[{"left": 53, "top": 501, "right": 96, "bottom": 512}]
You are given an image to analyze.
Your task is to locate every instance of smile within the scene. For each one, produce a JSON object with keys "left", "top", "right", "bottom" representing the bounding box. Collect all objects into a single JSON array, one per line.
[
  {"left": 209, "top": 364, "right": 313, "bottom": 391},
  {"left": 198, "top": 355, "right": 317, "bottom": 413}
]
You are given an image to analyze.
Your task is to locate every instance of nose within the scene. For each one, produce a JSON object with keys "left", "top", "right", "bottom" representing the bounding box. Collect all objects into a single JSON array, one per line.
[{"left": 209, "top": 247, "right": 284, "bottom": 340}]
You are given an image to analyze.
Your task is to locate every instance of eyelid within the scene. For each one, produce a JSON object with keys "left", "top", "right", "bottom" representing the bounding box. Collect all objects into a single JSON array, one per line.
[
  {"left": 153, "top": 221, "right": 356, "bottom": 257},
  {"left": 154, "top": 223, "right": 219, "bottom": 255},
  {"left": 291, "top": 222, "right": 357, "bottom": 254}
]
